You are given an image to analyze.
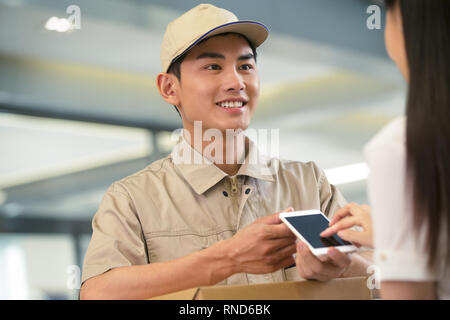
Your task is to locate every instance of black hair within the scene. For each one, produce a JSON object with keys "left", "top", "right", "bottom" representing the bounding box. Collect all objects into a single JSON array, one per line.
[
  {"left": 386, "top": 0, "right": 450, "bottom": 270},
  {"left": 166, "top": 32, "right": 258, "bottom": 117}
]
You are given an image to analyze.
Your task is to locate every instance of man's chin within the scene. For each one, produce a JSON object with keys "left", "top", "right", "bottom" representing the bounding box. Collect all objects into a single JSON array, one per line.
[
  {"left": 189, "top": 120, "right": 250, "bottom": 135},
  {"left": 213, "top": 127, "right": 247, "bottom": 137},
  {"left": 218, "top": 121, "right": 250, "bottom": 133}
]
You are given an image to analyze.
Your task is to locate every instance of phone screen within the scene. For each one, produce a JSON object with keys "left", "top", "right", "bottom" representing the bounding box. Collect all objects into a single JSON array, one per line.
[{"left": 284, "top": 214, "right": 352, "bottom": 248}]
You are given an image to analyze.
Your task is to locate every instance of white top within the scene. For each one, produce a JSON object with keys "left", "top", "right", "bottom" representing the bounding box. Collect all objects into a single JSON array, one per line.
[{"left": 364, "top": 116, "right": 450, "bottom": 299}]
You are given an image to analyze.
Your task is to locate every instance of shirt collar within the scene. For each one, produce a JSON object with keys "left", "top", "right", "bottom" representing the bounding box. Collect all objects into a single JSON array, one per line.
[
  {"left": 170, "top": 134, "right": 275, "bottom": 195},
  {"left": 236, "top": 138, "right": 276, "bottom": 183}
]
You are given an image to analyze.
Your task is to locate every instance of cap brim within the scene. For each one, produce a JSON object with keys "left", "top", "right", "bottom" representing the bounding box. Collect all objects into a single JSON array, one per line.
[
  {"left": 168, "top": 21, "right": 269, "bottom": 71},
  {"left": 199, "top": 20, "right": 269, "bottom": 48}
]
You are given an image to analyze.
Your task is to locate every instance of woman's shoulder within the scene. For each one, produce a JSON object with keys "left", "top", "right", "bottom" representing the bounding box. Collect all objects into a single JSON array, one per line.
[{"left": 364, "top": 116, "right": 406, "bottom": 161}]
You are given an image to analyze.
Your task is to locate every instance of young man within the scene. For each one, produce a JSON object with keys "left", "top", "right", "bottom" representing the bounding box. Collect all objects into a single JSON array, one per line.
[{"left": 80, "top": 4, "right": 369, "bottom": 300}]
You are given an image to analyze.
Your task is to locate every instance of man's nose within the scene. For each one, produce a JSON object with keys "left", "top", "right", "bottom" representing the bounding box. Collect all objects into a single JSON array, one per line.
[{"left": 223, "top": 68, "right": 245, "bottom": 92}]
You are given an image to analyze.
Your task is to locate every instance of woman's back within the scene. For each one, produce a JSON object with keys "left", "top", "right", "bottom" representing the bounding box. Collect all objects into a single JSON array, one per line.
[{"left": 365, "top": 117, "right": 450, "bottom": 299}]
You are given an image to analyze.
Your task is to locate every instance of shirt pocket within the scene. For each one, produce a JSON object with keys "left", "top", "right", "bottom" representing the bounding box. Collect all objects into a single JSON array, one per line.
[
  {"left": 145, "top": 230, "right": 232, "bottom": 286},
  {"left": 145, "top": 232, "right": 211, "bottom": 263}
]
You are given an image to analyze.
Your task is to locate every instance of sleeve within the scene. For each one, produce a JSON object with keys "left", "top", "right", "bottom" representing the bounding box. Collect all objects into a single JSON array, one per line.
[
  {"left": 313, "top": 162, "right": 348, "bottom": 219},
  {"left": 81, "top": 182, "right": 148, "bottom": 284},
  {"left": 364, "top": 118, "right": 437, "bottom": 282}
]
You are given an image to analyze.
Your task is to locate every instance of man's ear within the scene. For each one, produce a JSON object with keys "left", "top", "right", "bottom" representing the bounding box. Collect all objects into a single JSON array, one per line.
[{"left": 156, "top": 73, "right": 180, "bottom": 107}]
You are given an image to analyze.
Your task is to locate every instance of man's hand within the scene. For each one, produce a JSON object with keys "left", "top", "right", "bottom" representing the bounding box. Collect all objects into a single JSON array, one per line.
[
  {"left": 224, "top": 207, "right": 297, "bottom": 275},
  {"left": 295, "top": 241, "right": 352, "bottom": 281}
]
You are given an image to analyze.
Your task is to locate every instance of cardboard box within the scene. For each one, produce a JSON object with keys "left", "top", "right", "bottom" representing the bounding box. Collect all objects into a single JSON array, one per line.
[{"left": 151, "top": 277, "right": 373, "bottom": 300}]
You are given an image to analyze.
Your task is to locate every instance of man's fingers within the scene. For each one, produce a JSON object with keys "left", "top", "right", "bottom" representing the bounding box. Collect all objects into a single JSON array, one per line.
[
  {"left": 295, "top": 241, "right": 322, "bottom": 271},
  {"left": 266, "top": 223, "right": 297, "bottom": 239},
  {"left": 270, "top": 243, "right": 297, "bottom": 260},
  {"left": 256, "top": 213, "right": 280, "bottom": 225},
  {"left": 327, "top": 247, "right": 352, "bottom": 269},
  {"left": 295, "top": 242, "right": 352, "bottom": 281},
  {"left": 267, "top": 237, "right": 297, "bottom": 253},
  {"left": 274, "top": 255, "right": 296, "bottom": 271},
  {"left": 257, "top": 207, "right": 294, "bottom": 225},
  {"left": 266, "top": 244, "right": 297, "bottom": 272},
  {"left": 295, "top": 244, "right": 330, "bottom": 281},
  {"left": 281, "top": 243, "right": 297, "bottom": 256}
]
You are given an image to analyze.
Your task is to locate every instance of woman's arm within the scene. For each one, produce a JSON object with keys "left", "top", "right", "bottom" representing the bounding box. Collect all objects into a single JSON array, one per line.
[{"left": 381, "top": 281, "right": 436, "bottom": 299}]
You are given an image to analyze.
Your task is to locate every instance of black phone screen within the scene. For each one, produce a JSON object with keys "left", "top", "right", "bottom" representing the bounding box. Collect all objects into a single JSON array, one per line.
[{"left": 284, "top": 214, "right": 352, "bottom": 248}]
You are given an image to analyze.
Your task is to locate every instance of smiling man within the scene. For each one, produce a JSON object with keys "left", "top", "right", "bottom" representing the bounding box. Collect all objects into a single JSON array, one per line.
[
  {"left": 164, "top": 35, "right": 258, "bottom": 135},
  {"left": 80, "top": 4, "right": 370, "bottom": 300}
]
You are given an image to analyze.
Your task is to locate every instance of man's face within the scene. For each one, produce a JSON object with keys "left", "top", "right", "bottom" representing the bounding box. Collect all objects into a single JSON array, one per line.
[{"left": 174, "top": 34, "right": 259, "bottom": 134}]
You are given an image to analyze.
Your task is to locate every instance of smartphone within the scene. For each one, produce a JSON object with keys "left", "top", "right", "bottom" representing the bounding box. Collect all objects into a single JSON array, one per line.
[{"left": 280, "top": 210, "right": 358, "bottom": 257}]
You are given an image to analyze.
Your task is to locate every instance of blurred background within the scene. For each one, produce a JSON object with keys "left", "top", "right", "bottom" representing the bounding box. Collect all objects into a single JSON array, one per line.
[{"left": 0, "top": 0, "right": 405, "bottom": 299}]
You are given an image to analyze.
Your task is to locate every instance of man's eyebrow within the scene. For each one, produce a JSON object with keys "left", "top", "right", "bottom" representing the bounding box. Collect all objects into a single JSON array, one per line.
[
  {"left": 195, "top": 52, "right": 225, "bottom": 60},
  {"left": 194, "top": 52, "right": 255, "bottom": 61},
  {"left": 238, "top": 53, "right": 255, "bottom": 61}
]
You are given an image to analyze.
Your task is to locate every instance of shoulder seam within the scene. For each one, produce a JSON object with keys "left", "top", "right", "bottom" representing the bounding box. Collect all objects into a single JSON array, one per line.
[
  {"left": 119, "top": 156, "right": 172, "bottom": 184},
  {"left": 110, "top": 182, "right": 131, "bottom": 198}
]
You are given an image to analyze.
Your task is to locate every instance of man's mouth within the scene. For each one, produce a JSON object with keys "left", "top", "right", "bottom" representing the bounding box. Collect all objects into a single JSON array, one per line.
[{"left": 215, "top": 100, "right": 248, "bottom": 109}]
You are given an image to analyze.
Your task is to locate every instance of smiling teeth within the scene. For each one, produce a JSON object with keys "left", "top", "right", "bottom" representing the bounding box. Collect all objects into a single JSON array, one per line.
[{"left": 218, "top": 101, "right": 244, "bottom": 108}]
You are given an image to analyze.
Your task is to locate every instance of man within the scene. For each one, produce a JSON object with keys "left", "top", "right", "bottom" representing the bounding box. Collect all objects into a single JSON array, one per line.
[{"left": 80, "top": 4, "right": 369, "bottom": 300}]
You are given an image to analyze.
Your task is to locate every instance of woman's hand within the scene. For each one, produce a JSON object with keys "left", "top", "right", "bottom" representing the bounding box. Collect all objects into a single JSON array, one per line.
[{"left": 320, "top": 203, "right": 374, "bottom": 249}]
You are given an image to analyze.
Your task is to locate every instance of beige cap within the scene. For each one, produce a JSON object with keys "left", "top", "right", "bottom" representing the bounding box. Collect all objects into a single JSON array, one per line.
[{"left": 160, "top": 3, "right": 269, "bottom": 72}]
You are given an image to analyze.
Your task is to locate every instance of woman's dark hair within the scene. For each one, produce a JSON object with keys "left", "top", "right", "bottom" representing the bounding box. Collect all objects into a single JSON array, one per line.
[
  {"left": 166, "top": 32, "right": 257, "bottom": 117},
  {"left": 386, "top": 0, "right": 450, "bottom": 269}
]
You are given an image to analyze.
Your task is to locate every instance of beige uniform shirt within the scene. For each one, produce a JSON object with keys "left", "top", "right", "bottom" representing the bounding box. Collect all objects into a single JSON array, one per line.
[{"left": 82, "top": 136, "right": 347, "bottom": 285}]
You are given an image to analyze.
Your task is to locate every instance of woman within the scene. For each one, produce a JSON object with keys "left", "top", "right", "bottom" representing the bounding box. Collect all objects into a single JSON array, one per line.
[{"left": 318, "top": 0, "right": 449, "bottom": 299}]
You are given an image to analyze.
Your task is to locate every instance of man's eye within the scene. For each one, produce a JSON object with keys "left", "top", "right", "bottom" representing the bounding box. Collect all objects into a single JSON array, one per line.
[
  {"left": 206, "top": 64, "right": 221, "bottom": 70},
  {"left": 240, "top": 64, "right": 253, "bottom": 70}
]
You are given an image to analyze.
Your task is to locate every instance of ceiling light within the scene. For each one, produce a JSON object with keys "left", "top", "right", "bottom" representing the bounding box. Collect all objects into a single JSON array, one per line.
[
  {"left": 45, "top": 16, "right": 72, "bottom": 33},
  {"left": 324, "top": 162, "right": 369, "bottom": 185}
]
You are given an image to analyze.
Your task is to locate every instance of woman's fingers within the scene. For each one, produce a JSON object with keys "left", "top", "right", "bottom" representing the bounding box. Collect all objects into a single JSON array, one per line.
[
  {"left": 320, "top": 203, "right": 374, "bottom": 248},
  {"left": 328, "top": 207, "right": 352, "bottom": 226},
  {"left": 338, "top": 229, "right": 366, "bottom": 247},
  {"left": 329, "top": 202, "right": 364, "bottom": 225},
  {"left": 321, "top": 216, "right": 362, "bottom": 237},
  {"left": 360, "top": 204, "right": 371, "bottom": 212}
]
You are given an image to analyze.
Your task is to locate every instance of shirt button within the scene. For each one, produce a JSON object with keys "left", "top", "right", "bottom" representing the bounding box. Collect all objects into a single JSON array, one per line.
[
  {"left": 245, "top": 188, "right": 251, "bottom": 195},
  {"left": 223, "top": 191, "right": 228, "bottom": 197}
]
